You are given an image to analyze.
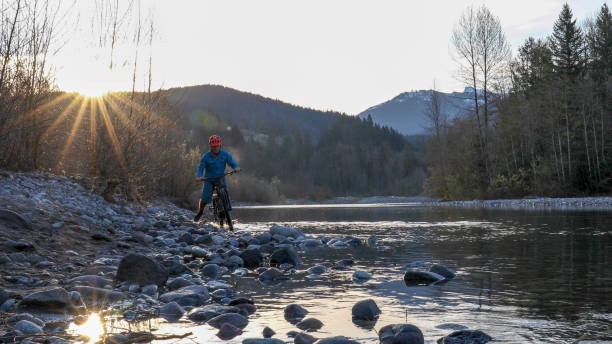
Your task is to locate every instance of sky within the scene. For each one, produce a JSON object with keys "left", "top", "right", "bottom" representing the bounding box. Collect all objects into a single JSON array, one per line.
[{"left": 52, "top": 0, "right": 610, "bottom": 114}]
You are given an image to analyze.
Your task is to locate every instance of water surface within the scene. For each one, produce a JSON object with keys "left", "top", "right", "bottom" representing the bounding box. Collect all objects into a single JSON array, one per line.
[{"left": 157, "top": 205, "right": 612, "bottom": 343}]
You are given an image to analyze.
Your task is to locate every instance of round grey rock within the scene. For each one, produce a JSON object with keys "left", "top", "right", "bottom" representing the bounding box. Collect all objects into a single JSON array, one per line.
[
  {"left": 13, "top": 320, "right": 43, "bottom": 335},
  {"left": 351, "top": 299, "right": 381, "bottom": 321}
]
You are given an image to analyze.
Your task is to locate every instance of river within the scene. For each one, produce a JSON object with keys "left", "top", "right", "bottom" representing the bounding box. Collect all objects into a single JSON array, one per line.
[{"left": 139, "top": 204, "right": 611, "bottom": 343}]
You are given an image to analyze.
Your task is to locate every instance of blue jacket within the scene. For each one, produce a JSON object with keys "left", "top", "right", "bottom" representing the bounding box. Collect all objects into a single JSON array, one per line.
[{"left": 197, "top": 150, "right": 239, "bottom": 179}]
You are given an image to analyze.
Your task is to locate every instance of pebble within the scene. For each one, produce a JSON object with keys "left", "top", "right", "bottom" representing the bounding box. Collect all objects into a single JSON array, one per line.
[{"left": 262, "top": 326, "right": 275, "bottom": 338}]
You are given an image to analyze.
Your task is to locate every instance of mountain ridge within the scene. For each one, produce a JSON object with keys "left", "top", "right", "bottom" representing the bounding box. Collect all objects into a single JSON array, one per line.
[{"left": 357, "top": 88, "right": 479, "bottom": 135}]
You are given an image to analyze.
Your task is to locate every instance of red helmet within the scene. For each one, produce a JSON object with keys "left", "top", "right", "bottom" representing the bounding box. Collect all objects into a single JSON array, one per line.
[{"left": 209, "top": 135, "right": 222, "bottom": 147}]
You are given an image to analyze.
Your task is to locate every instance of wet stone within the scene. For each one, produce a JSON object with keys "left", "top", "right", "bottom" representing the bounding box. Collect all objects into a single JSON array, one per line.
[
  {"left": 437, "top": 330, "right": 492, "bottom": 344},
  {"left": 295, "top": 332, "right": 317, "bottom": 344},
  {"left": 404, "top": 270, "right": 445, "bottom": 286},
  {"left": 262, "top": 326, "right": 275, "bottom": 338},
  {"left": 6, "top": 314, "right": 44, "bottom": 327},
  {"left": 242, "top": 339, "right": 285, "bottom": 344},
  {"left": 430, "top": 263, "right": 456, "bottom": 279},
  {"left": 207, "top": 313, "right": 249, "bottom": 329},
  {"left": 352, "top": 299, "right": 381, "bottom": 321},
  {"left": 307, "top": 265, "right": 327, "bottom": 275},
  {"left": 379, "top": 324, "right": 424, "bottom": 344},
  {"left": 284, "top": 304, "right": 308, "bottom": 322},
  {"left": 217, "top": 323, "right": 242, "bottom": 340},
  {"left": 317, "top": 336, "right": 360, "bottom": 344},
  {"left": 159, "top": 301, "right": 185, "bottom": 321},
  {"left": 296, "top": 318, "right": 323, "bottom": 332},
  {"left": 187, "top": 304, "right": 240, "bottom": 323}
]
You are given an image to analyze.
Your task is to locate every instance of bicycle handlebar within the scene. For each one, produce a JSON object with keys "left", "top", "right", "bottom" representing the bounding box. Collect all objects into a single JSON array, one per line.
[{"left": 198, "top": 170, "right": 238, "bottom": 182}]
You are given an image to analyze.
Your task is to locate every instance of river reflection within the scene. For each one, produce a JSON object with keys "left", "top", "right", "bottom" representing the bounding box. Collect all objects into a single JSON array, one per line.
[{"left": 156, "top": 205, "right": 612, "bottom": 343}]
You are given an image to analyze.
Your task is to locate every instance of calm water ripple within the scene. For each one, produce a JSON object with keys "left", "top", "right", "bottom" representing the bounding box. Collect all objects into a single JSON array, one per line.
[{"left": 151, "top": 205, "right": 611, "bottom": 343}]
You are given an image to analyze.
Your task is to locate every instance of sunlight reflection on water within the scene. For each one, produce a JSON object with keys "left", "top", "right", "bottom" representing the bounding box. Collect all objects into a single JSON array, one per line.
[
  {"left": 67, "top": 313, "right": 104, "bottom": 343},
  {"left": 83, "top": 206, "right": 610, "bottom": 343}
]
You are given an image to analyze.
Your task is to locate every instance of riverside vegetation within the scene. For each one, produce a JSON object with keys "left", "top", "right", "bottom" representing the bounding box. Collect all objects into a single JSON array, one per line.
[{"left": 425, "top": 3, "right": 612, "bottom": 200}]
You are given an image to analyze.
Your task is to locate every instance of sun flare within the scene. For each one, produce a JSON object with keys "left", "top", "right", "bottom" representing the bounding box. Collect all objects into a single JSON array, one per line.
[
  {"left": 68, "top": 313, "right": 105, "bottom": 343},
  {"left": 78, "top": 86, "right": 108, "bottom": 98}
]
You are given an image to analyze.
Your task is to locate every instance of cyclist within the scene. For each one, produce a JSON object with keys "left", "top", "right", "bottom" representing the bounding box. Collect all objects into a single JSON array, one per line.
[{"left": 194, "top": 135, "right": 241, "bottom": 222}]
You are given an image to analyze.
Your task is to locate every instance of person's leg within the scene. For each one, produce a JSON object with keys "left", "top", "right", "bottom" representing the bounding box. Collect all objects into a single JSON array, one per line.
[
  {"left": 194, "top": 182, "right": 213, "bottom": 221},
  {"left": 193, "top": 199, "right": 207, "bottom": 221}
]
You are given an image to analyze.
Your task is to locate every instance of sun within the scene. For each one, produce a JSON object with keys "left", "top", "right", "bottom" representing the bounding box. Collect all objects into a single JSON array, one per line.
[{"left": 78, "top": 85, "right": 109, "bottom": 98}]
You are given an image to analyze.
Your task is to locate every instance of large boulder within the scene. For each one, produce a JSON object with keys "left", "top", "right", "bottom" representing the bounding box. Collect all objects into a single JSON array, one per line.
[
  {"left": 159, "top": 285, "right": 209, "bottom": 307},
  {"left": 437, "top": 330, "right": 492, "bottom": 344},
  {"left": 403, "top": 270, "right": 444, "bottom": 286},
  {"left": 270, "top": 224, "right": 304, "bottom": 238},
  {"left": 115, "top": 254, "right": 168, "bottom": 286},
  {"left": 379, "top": 324, "right": 424, "bottom": 344},
  {"left": 19, "top": 287, "right": 80, "bottom": 313},
  {"left": 351, "top": 299, "right": 381, "bottom": 321},
  {"left": 240, "top": 249, "right": 263, "bottom": 269},
  {"left": 269, "top": 247, "right": 301, "bottom": 267}
]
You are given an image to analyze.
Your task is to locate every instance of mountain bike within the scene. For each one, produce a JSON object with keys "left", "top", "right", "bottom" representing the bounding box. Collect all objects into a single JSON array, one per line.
[{"left": 199, "top": 171, "right": 236, "bottom": 230}]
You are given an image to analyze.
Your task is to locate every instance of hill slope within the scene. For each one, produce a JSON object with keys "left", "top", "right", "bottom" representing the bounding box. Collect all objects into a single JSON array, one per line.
[{"left": 163, "top": 85, "right": 341, "bottom": 141}]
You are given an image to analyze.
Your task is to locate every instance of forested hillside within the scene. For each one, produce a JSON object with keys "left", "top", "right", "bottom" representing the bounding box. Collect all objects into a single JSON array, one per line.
[
  {"left": 164, "top": 85, "right": 338, "bottom": 140},
  {"left": 162, "top": 86, "right": 425, "bottom": 203},
  {"left": 425, "top": 4, "right": 612, "bottom": 200}
]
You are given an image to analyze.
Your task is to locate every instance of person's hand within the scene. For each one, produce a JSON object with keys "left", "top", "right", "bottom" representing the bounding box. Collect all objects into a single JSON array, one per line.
[
  {"left": 233, "top": 168, "right": 241, "bottom": 173},
  {"left": 196, "top": 177, "right": 203, "bottom": 182}
]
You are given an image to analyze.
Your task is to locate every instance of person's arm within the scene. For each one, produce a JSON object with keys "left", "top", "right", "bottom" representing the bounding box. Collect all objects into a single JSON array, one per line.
[
  {"left": 197, "top": 154, "right": 207, "bottom": 179},
  {"left": 226, "top": 151, "right": 239, "bottom": 171}
]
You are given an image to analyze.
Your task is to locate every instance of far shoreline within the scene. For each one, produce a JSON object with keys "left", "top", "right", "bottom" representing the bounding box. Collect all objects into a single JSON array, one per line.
[{"left": 234, "top": 195, "right": 612, "bottom": 211}]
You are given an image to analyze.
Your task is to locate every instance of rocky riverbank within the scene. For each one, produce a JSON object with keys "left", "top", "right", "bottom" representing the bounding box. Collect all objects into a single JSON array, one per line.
[{"left": 1, "top": 171, "right": 492, "bottom": 343}]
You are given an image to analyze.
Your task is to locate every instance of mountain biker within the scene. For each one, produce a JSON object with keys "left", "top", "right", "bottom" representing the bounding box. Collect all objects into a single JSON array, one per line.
[{"left": 194, "top": 135, "right": 241, "bottom": 222}]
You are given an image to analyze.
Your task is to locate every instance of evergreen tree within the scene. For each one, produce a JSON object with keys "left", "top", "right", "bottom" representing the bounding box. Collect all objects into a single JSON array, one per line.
[
  {"left": 591, "top": 4, "right": 612, "bottom": 77},
  {"left": 550, "top": 4, "right": 586, "bottom": 79}
]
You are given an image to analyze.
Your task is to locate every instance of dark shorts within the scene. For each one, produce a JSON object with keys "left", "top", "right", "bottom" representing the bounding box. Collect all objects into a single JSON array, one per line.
[{"left": 200, "top": 179, "right": 227, "bottom": 203}]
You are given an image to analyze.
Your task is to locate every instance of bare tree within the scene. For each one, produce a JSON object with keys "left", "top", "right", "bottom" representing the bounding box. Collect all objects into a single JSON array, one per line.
[
  {"left": 452, "top": 6, "right": 483, "bottom": 144},
  {"left": 475, "top": 6, "right": 511, "bottom": 132}
]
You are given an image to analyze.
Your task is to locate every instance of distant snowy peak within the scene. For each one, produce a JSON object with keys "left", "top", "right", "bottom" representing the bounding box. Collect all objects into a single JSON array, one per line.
[{"left": 358, "top": 88, "right": 479, "bottom": 136}]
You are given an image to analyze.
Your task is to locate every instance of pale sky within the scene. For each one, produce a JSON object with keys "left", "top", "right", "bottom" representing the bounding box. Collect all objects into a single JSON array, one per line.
[{"left": 52, "top": 0, "right": 610, "bottom": 114}]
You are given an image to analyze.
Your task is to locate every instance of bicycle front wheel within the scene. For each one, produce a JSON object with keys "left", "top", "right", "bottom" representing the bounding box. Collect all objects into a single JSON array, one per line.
[{"left": 224, "top": 210, "right": 233, "bottom": 231}]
